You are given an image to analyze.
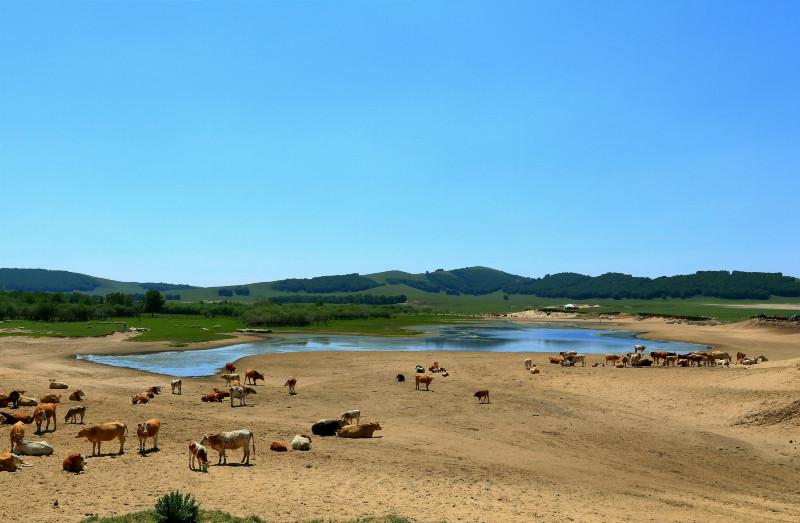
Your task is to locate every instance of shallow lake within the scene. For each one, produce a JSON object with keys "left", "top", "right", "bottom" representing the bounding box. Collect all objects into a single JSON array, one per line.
[{"left": 76, "top": 322, "right": 707, "bottom": 377}]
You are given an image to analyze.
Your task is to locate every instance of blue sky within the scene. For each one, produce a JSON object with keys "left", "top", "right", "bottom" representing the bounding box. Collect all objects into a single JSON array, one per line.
[{"left": 1, "top": 1, "right": 798, "bottom": 285}]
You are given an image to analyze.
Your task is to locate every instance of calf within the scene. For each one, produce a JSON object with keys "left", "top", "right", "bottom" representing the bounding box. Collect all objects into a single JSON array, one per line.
[
  {"left": 188, "top": 441, "right": 209, "bottom": 472},
  {"left": 200, "top": 429, "right": 255, "bottom": 465},
  {"left": 33, "top": 404, "right": 56, "bottom": 433},
  {"left": 136, "top": 419, "right": 160, "bottom": 453},
  {"left": 245, "top": 369, "right": 265, "bottom": 385},
  {"left": 76, "top": 422, "right": 127, "bottom": 456},
  {"left": 415, "top": 375, "right": 433, "bottom": 391},
  {"left": 171, "top": 379, "right": 182, "bottom": 395},
  {"left": 64, "top": 405, "right": 86, "bottom": 424},
  {"left": 284, "top": 377, "right": 297, "bottom": 395},
  {"left": 9, "top": 421, "right": 25, "bottom": 451},
  {"left": 62, "top": 452, "right": 86, "bottom": 473},
  {"left": 474, "top": 389, "right": 490, "bottom": 404},
  {"left": 338, "top": 422, "right": 382, "bottom": 438},
  {"left": 341, "top": 409, "right": 361, "bottom": 426},
  {"left": 0, "top": 452, "right": 30, "bottom": 472}
]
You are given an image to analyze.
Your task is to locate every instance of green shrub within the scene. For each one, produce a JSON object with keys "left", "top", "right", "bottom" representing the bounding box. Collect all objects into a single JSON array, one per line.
[{"left": 154, "top": 491, "right": 200, "bottom": 523}]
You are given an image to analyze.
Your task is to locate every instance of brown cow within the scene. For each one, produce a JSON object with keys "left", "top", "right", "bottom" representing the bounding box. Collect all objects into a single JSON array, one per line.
[
  {"left": 604, "top": 354, "right": 622, "bottom": 365},
  {"left": 131, "top": 394, "right": 150, "bottom": 405},
  {"left": 337, "top": 422, "right": 382, "bottom": 438},
  {"left": 736, "top": 352, "right": 746, "bottom": 365},
  {"left": 284, "top": 377, "right": 297, "bottom": 395},
  {"left": 415, "top": 375, "right": 433, "bottom": 391},
  {"left": 549, "top": 356, "right": 564, "bottom": 365},
  {"left": 212, "top": 388, "right": 231, "bottom": 398},
  {"left": 33, "top": 403, "right": 56, "bottom": 433},
  {"left": 188, "top": 441, "right": 209, "bottom": 472},
  {"left": 62, "top": 452, "right": 86, "bottom": 473},
  {"left": 0, "top": 391, "right": 24, "bottom": 409},
  {"left": 245, "top": 369, "right": 265, "bottom": 385},
  {"left": 0, "top": 452, "right": 30, "bottom": 472},
  {"left": 201, "top": 393, "right": 223, "bottom": 403},
  {"left": 224, "top": 362, "right": 236, "bottom": 373},
  {"left": 76, "top": 422, "right": 127, "bottom": 456},
  {"left": 270, "top": 442, "right": 288, "bottom": 452},
  {"left": 39, "top": 393, "right": 61, "bottom": 404},
  {"left": 136, "top": 419, "right": 160, "bottom": 453},
  {"left": 69, "top": 390, "right": 86, "bottom": 401},
  {"left": 9, "top": 421, "right": 25, "bottom": 451},
  {"left": 474, "top": 389, "right": 490, "bottom": 404},
  {"left": 0, "top": 412, "right": 34, "bottom": 425}
]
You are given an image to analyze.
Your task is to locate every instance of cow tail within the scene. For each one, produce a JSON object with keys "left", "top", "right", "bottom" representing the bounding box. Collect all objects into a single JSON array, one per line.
[{"left": 251, "top": 432, "right": 256, "bottom": 456}]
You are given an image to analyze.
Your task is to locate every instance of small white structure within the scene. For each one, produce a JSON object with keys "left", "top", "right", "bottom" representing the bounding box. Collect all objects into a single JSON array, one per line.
[{"left": 564, "top": 304, "right": 578, "bottom": 310}]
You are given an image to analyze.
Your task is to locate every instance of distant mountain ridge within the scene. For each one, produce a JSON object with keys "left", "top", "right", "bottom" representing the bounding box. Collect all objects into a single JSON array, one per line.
[{"left": 1, "top": 266, "right": 799, "bottom": 301}]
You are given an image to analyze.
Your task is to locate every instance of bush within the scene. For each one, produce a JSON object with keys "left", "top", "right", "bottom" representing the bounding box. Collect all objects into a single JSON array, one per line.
[{"left": 154, "top": 491, "right": 199, "bottom": 523}]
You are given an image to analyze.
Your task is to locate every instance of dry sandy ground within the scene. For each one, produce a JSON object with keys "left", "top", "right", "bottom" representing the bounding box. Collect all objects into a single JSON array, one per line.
[{"left": 1, "top": 318, "right": 799, "bottom": 523}]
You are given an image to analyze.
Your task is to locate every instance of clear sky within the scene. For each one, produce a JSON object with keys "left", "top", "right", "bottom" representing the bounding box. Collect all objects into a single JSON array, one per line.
[{"left": 1, "top": 1, "right": 798, "bottom": 286}]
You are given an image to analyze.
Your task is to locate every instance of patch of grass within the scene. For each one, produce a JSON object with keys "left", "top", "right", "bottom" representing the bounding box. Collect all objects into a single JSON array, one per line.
[{"left": 0, "top": 319, "right": 122, "bottom": 338}]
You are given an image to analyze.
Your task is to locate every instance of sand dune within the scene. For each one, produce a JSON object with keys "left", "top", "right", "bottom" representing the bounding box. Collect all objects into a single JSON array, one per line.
[{"left": 0, "top": 318, "right": 799, "bottom": 522}]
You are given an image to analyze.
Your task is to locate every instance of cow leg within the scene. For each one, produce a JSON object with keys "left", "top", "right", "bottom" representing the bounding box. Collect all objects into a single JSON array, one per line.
[
  {"left": 153, "top": 433, "right": 158, "bottom": 450},
  {"left": 189, "top": 453, "right": 194, "bottom": 470},
  {"left": 97, "top": 441, "right": 102, "bottom": 456},
  {"left": 118, "top": 436, "right": 124, "bottom": 454}
]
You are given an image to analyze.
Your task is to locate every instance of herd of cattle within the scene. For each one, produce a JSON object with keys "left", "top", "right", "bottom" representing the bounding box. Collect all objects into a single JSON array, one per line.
[
  {"left": 536, "top": 345, "right": 769, "bottom": 370},
  {"left": 0, "top": 363, "right": 380, "bottom": 474}
]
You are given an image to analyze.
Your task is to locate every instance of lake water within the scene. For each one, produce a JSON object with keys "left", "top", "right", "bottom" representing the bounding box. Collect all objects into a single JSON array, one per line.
[{"left": 76, "top": 322, "right": 707, "bottom": 377}]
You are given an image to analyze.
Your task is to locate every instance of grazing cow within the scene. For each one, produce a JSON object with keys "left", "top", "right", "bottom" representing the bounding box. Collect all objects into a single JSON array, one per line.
[
  {"left": 0, "top": 452, "right": 30, "bottom": 472},
  {"left": 76, "top": 422, "right": 127, "bottom": 456},
  {"left": 221, "top": 373, "right": 240, "bottom": 387},
  {"left": 523, "top": 358, "right": 533, "bottom": 370},
  {"left": 39, "top": 394, "right": 60, "bottom": 404},
  {"left": 0, "top": 412, "right": 33, "bottom": 425},
  {"left": 338, "top": 422, "right": 382, "bottom": 438},
  {"left": 415, "top": 375, "right": 433, "bottom": 391},
  {"left": 49, "top": 381, "right": 69, "bottom": 390},
  {"left": 64, "top": 406, "right": 86, "bottom": 425},
  {"left": 33, "top": 404, "right": 56, "bottom": 433},
  {"left": 136, "top": 419, "right": 160, "bottom": 453},
  {"left": 201, "top": 393, "right": 223, "bottom": 403},
  {"left": 200, "top": 429, "right": 255, "bottom": 465},
  {"left": 229, "top": 386, "right": 256, "bottom": 407},
  {"left": 171, "top": 379, "right": 182, "bottom": 395},
  {"left": 62, "top": 452, "right": 86, "bottom": 473},
  {"left": 736, "top": 352, "right": 746, "bottom": 365},
  {"left": 604, "top": 354, "right": 622, "bottom": 365},
  {"left": 284, "top": 377, "right": 297, "bottom": 395},
  {"left": 341, "top": 410, "right": 361, "bottom": 426},
  {"left": 68, "top": 390, "right": 86, "bottom": 401},
  {"left": 474, "top": 390, "right": 490, "bottom": 404},
  {"left": 567, "top": 354, "right": 587, "bottom": 367},
  {"left": 9, "top": 421, "right": 25, "bottom": 451},
  {"left": 291, "top": 434, "right": 312, "bottom": 451},
  {"left": 188, "top": 442, "right": 210, "bottom": 472},
  {"left": 270, "top": 442, "right": 288, "bottom": 452},
  {"left": 131, "top": 394, "right": 149, "bottom": 405},
  {"left": 13, "top": 439, "right": 54, "bottom": 456},
  {"left": 312, "top": 419, "right": 345, "bottom": 436},
  {"left": 224, "top": 362, "right": 236, "bottom": 373},
  {"left": 245, "top": 369, "right": 265, "bottom": 385},
  {"left": 396, "top": 374, "right": 405, "bottom": 383},
  {"left": 415, "top": 365, "right": 425, "bottom": 373},
  {"left": 548, "top": 356, "right": 564, "bottom": 365}
]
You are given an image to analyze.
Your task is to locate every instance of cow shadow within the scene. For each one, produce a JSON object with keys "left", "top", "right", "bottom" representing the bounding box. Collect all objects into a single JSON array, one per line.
[
  {"left": 229, "top": 403, "right": 256, "bottom": 409},
  {"left": 215, "top": 462, "right": 254, "bottom": 467},
  {"left": 139, "top": 448, "right": 160, "bottom": 456}
]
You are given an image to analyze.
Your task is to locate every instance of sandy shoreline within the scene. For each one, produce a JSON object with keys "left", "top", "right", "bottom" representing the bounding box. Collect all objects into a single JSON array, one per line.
[{"left": 1, "top": 316, "right": 799, "bottom": 522}]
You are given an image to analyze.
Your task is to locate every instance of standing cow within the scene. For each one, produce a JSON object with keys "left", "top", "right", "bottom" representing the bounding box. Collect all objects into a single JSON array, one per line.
[
  {"left": 200, "top": 429, "right": 255, "bottom": 465},
  {"left": 76, "top": 422, "right": 127, "bottom": 456}
]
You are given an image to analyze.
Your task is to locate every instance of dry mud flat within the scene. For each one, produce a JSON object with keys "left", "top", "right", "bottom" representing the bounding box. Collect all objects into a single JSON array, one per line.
[{"left": 0, "top": 320, "right": 799, "bottom": 523}]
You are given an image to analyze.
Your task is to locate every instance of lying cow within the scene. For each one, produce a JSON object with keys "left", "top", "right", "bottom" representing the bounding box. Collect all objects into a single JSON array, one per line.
[
  {"left": 245, "top": 369, "right": 265, "bottom": 386},
  {"left": 13, "top": 439, "right": 54, "bottom": 456},
  {"left": 49, "top": 381, "right": 69, "bottom": 390},
  {"left": 548, "top": 356, "right": 564, "bottom": 365},
  {"left": 136, "top": 419, "right": 160, "bottom": 453},
  {"left": 201, "top": 393, "right": 223, "bottom": 403},
  {"left": 77, "top": 422, "right": 127, "bottom": 456},
  {"left": 312, "top": 419, "right": 345, "bottom": 437},
  {"left": 0, "top": 391, "right": 23, "bottom": 409},
  {"left": 131, "top": 394, "right": 150, "bottom": 405},
  {"left": 338, "top": 422, "right": 382, "bottom": 438},
  {"left": 189, "top": 441, "right": 209, "bottom": 472},
  {"left": 0, "top": 412, "right": 34, "bottom": 425},
  {"left": 39, "top": 394, "right": 60, "bottom": 404},
  {"left": 62, "top": 452, "right": 86, "bottom": 473},
  {"left": 270, "top": 442, "right": 288, "bottom": 452},
  {"left": 18, "top": 396, "right": 37, "bottom": 407},
  {"left": 33, "top": 404, "right": 56, "bottom": 434},
  {"left": 341, "top": 409, "right": 361, "bottom": 426},
  {"left": 69, "top": 390, "right": 86, "bottom": 401},
  {"left": 0, "top": 452, "right": 30, "bottom": 472},
  {"left": 291, "top": 434, "right": 312, "bottom": 451},
  {"left": 171, "top": 379, "right": 182, "bottom": 395},
  {"left": 200, "top": 429, "right": 255, "bottom": 465},
  {"left": 64, "top": 405, "right": 86, "bottom": 425}
]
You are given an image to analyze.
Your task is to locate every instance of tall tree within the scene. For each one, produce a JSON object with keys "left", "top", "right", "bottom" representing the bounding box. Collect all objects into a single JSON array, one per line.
[{"left": 143, "top": 289, "right": 165, "bottom": 315}]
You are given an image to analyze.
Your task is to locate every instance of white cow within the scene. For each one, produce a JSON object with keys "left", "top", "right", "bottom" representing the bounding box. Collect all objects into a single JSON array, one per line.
[
  {"left": 291, "top": 434, "right": 312, "bottom": 451},
  {"left": 171, "top": 379, "right": 182, "bottom": 395},
  {"left": 221, "top": 373, "right": 240, "bottom": 387},
  {"left": 13, "top": 440, "right": 54, "bottom": 456},
  {"left": 341, "top": 409, "right": 361, "bottom": 426},
  {"left": 200, "top": 429, "right": 255, "bottom": 465},
  {"left": 523, "top": 358, "right": 533, "bottom": 370},
  {"left": 229, "top": 386, "right": 256, "bottom": 407}
]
